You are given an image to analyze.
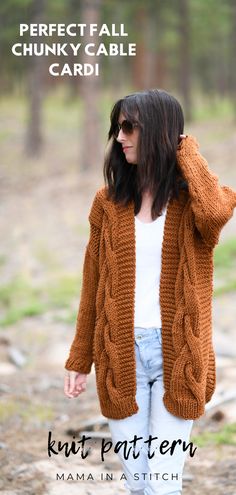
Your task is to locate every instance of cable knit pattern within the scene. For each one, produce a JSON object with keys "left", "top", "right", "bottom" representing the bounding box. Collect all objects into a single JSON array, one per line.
[{"left": 65, "top": 135, "right": 236, "bottom": 420}]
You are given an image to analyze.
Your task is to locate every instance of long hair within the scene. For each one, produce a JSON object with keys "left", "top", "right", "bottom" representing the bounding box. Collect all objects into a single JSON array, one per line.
[{"left": 103, "top": 88, "right": 188, "bottom": 220}]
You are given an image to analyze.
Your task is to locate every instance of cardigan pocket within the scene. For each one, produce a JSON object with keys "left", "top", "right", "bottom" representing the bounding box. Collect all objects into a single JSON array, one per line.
[
  {"left": 96, "top": 344, "right": 123, "bottom": 405},
  {"left": 93, "top": 308, "right": 122, "bottom": 402}
]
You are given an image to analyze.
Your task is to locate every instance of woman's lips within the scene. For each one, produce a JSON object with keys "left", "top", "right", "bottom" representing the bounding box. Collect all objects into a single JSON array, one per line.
[{"left": 123, "top": 146, "right": 133, "bottom": 152}]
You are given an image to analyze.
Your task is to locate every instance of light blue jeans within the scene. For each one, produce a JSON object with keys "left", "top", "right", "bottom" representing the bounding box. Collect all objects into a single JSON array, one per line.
[{"left": 108, "top": 327, "right": 194, "bottom": 495}]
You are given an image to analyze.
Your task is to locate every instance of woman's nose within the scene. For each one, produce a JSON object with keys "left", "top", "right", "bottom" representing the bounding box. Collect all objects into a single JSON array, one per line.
[{"left": 116, "top": 128, "right": 126, "bottom": 142}]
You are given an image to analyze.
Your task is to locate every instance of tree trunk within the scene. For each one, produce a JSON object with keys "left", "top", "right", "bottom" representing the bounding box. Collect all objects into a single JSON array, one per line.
[
  {"left": 66, "top": 0, "right": 82, "bottom": 101},
  {"left": 228, "top": 0, "right": 236, "bottom": 122},
  {"left": 178, "top": 0, "right": 192, "bottom": 121},
  {"left": 131, "top": 5, "right": 152, "bottom": 90},
  {"left": 25, "top": 0, "right": 45, "bottom": 157},
  {"left": 79, "top": 0, "right": 102, "bottom": 172},
  {"left": 131, "top": 2, "right": 167, "bottom": 90}
]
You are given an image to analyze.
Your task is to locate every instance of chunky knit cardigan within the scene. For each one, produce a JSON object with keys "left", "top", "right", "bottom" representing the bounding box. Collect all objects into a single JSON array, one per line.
[{"left": 65, "top": 135, "right": 236, "bottom": 420}]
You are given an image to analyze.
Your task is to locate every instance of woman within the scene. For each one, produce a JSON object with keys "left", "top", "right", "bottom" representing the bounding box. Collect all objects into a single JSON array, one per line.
[{"left": 64, "top": 89, "right": 236, "bottom": 495}]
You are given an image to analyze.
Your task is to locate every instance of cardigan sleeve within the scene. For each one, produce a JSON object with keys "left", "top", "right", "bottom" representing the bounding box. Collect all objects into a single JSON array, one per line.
[
  {"left": 64, "top": 190, "right": 103, "bottom": 374},
  {"left": 176, "top": 135, "right": 236, "bottom": 248}
]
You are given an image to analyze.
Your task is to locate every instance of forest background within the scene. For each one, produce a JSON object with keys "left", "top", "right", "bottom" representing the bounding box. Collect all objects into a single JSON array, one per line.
[{"left": 0, "top": 1, "right": 236, "bottom": 494}]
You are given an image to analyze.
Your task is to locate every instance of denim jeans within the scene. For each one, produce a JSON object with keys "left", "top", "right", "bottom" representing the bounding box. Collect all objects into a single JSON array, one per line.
[{"left": 108, "top": 327, "right": 194, "bottom": 495}]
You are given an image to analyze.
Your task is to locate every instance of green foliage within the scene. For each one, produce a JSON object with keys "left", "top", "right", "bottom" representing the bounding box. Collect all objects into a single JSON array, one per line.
[
  {"left": 192, "top": 95, "right": 234, "bottom": 121},
  {"left": 0, "top": 0, "right": 235, "bottom": 112},
  {"left": 0, "top": 398, "right": 54, "bottom": 424},
  {"left": 1, "top": 237, "right": 235, "bottom": 325},
  {"left": 0, "top": 276, "right": 47, "bottom": 325},
  {"left": 214, "top": 237, "right": 236, "bottom": 269},
  {"left": 214, "top": 280, "right": 236, "bottom": 296},
  {"left": 0, "top": 272, "right": 82, "bottom": 327},
  {"left": 53, "top": 309, "right": 78, "bottom": 325},
  {"left": 192, "top": 422, "right": 236, "bottom": 447},
  {"left": 0, "top": 400, "right": 17, "bottom": 421},
  {"left": 47, "top": 274, "right": 81, "bottom": 308},
  {"left": 213, "top": 237, "right": 236, "bottom": 295}
]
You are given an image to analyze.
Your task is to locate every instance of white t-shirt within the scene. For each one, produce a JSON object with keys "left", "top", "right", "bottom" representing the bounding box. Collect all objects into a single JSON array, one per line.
[{"left": 134, "top": 204, "right": 168, "bottom": 328}]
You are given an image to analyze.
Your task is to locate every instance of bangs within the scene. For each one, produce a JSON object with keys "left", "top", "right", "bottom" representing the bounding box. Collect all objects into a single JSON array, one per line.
[
  {"left": 108, "top": 96, "right": 141, "bottom": 140},
  {"left": 120, "top": 97, "right": 140, "bottom": 124}
]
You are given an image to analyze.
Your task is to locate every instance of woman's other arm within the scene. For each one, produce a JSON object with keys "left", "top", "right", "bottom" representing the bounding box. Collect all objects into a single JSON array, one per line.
[
  {"left": 176, "top": 135, "right": 236, "bottom": 248},
  {"left": 64, "top": 190, "right": 103, "bottom": 374}
]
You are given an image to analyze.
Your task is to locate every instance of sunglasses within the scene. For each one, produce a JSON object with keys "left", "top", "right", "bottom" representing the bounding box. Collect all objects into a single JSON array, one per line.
[{"left": 113, "top": 119, "right": 139, "bottom": 138}]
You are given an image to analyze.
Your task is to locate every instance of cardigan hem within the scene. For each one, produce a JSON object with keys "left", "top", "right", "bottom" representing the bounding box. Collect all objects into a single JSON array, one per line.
[
  {"left": 99, "top": 393, "right": 206, "bottom": 421},
  {"left": 100, "top": 397, "right": 139, "bottom": 420},
  {"left": 163, "top": 392, "right": 205, "bottom": 420}
]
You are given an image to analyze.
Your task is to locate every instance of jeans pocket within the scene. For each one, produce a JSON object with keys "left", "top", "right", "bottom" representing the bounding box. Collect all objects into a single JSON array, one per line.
[{"left": 145, "top": 334, "right": 163, "bottom": 371}]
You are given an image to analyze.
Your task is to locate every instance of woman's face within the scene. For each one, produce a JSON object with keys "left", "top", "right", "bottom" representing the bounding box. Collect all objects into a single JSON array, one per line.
[{"left": 115, "top": 112, "right": 139, "bottom": 164}]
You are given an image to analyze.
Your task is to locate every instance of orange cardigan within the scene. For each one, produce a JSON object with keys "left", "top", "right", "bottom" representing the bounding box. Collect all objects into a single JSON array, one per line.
[{"left": 65, "top": 135, "right": 236, "bottom": 420}]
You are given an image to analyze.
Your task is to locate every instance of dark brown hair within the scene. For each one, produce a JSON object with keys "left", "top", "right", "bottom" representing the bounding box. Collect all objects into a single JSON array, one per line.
[{"left": 103, "top": 88, "right": 188, "bottom": 220}]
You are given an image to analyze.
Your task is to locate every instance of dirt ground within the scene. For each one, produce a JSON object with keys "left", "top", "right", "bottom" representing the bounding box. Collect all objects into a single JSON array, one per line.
[{"left": 0, "top": 119, "right": 236, "bottom": 494}]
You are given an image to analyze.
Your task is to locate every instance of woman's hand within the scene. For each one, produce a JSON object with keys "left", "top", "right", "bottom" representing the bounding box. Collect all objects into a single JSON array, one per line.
[{"left": 64, "top": 370, "right": 87, "bottom": 398}]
